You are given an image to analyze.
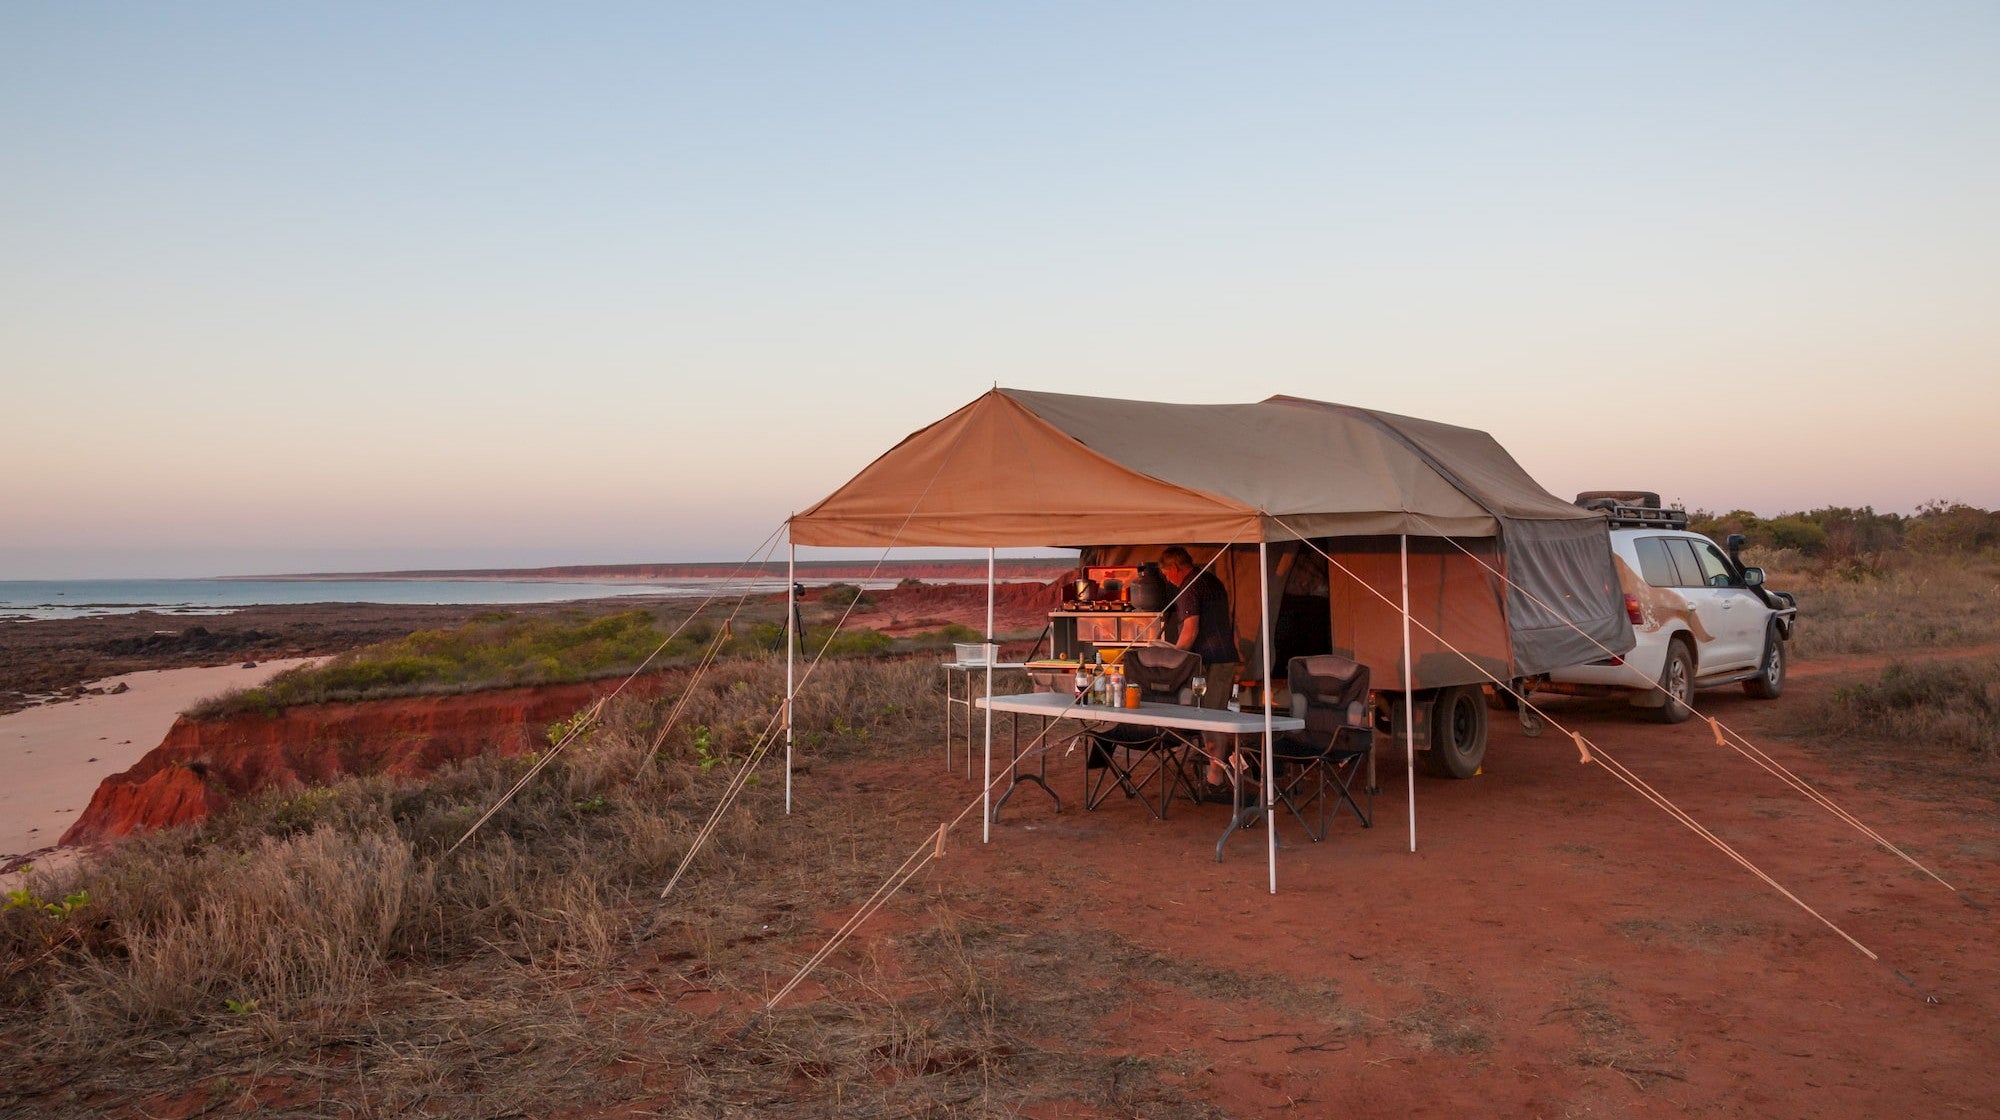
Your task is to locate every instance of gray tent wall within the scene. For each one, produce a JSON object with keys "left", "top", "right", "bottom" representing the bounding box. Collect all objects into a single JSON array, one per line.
[
  {"left": 1494, "top": 518, "right": 1632, "bottom": 675},
  {"left": 1264, "top": 398, "right": 1633, "bottom": 679}
]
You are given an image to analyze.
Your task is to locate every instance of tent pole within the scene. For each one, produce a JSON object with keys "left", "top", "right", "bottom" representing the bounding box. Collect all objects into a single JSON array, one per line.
[
  {"left": 1260, "top": 540, "right": 1276, "bottom": 894},
  {"left": 785, "top": 535, "right": 795, "bottom": 816},
  {"left": 1402, "top": 534, "right": 1415, "bottom": 853},
  {"left": 982, "top": 547, "right": 995, "bottom": 843}
]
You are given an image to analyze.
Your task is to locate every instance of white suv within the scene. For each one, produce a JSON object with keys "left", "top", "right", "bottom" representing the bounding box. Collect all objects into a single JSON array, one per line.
[{"left": 1526, "top": 493, "right": 1797, "bottom": 722}]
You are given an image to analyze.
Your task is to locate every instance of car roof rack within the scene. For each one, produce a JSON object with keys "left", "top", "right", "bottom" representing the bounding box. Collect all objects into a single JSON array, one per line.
[{"left": 1574, "top": 491, "right": 1690, "bottom": 531}]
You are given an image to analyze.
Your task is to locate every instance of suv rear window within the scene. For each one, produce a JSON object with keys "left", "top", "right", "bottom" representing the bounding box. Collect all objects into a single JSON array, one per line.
[
  {"left": 1633, "top": 537, "right": 1678, "bottom": 588},
  {"left": 1663, "top": 539, "right": 1707, "bottom": 588}
]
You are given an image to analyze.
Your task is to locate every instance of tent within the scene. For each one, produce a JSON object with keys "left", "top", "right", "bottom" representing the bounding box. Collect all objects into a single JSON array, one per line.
[{"left": 784, "top": 388, "right": 1631, "bottom": 889}]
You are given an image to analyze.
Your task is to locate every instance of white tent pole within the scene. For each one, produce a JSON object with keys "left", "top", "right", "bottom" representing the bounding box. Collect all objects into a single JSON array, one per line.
[
  {"left": 785, "top": 535, "right": 795, "bottom": 816},
  {"left": 982, "top": 547, "right": 995, "bottom": 843},
  {"left": 1402, "top": 533, "right": 1416, "bottom": 853},
  {"left": 1260, "top": 540, "right": 1276, "bottom": 894}
]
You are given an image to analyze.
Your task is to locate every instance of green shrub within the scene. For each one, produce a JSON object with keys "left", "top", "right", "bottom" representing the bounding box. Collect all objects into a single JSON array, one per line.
[
  {"left": 905, "top": 623, "right": 982, "bottom": 649},
  {"left": 820, "top": 583, "right": 873, "bottom": 607},
  {"left": 814, "top": 628, "right": 894, "bottom": 658}
]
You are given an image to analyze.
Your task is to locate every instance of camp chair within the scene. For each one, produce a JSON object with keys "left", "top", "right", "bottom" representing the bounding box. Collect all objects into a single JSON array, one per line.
[
  {"left": 1249, "top": 654, "right": 1374, "bottom": 839},
  {"left": 1083, "top": 645, "right": 1203, "bottom": 819}
]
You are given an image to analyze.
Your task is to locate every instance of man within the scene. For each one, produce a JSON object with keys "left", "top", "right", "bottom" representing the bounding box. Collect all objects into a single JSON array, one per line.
[{"left": 1158, "top": 546, "right": 1240, "bottom": 789}]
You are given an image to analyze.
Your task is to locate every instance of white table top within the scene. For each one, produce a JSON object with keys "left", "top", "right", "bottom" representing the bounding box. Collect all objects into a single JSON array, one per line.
[
  {"left": 975, "top": 691, "right": 1303, "bottom": 735},
  {"left": 942, "top": 661, "right": 1029, "bottom": 672}
]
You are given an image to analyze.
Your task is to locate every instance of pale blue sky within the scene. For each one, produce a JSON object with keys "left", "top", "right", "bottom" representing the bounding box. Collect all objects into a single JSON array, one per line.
[{"left": 4, "top": 3, "right": 1996, "bottom": 577}]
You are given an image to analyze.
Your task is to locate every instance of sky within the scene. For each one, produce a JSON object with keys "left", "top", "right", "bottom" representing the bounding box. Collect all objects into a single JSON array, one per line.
[{"left": 4, "top": 2, "right": 1996, "bottom": 578}]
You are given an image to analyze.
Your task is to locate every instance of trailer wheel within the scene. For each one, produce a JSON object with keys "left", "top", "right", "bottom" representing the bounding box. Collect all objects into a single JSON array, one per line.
[{"left": 1421, "top": 685, "right": 1488, "bottom": 779}]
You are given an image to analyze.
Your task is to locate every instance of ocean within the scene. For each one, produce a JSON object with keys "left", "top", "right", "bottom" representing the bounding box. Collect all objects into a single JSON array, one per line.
[{"left": 0, "top": 577, "right": 884, "bottom": 621}]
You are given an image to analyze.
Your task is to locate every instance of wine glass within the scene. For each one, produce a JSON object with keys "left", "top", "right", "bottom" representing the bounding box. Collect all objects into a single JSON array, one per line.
[{"left": 1190, "top": 675, "right": 1207, "bottom": 705}]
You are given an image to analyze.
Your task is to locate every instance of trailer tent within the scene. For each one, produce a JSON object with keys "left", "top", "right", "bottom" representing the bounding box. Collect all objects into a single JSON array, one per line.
[
  {"left": 784, "top": 389, "right": 1631, "bottom": 886},
  {"left": 790, "top": 389, "right": 1629, "bottom": 678}
]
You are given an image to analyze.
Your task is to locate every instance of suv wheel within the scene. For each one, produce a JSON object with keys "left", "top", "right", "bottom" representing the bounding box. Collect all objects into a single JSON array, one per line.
[
  {"left": 1652, "top": 639, "right": 1694, "bottom": 723},
  {"left": 1744, "top": 628, "right": 1786, "bottom": 699}
]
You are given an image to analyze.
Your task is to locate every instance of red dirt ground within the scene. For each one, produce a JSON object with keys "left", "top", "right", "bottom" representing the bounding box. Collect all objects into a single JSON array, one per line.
[{"left": 772, "top": 649, "right": 2000, "bottom": 1117}]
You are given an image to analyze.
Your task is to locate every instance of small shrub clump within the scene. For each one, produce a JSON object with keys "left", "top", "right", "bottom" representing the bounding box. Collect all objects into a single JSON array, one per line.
[
  {"left": 1809, "top": 658, "right": 2000, "bottom": 760},
  {"left": 819, "top": 582, "right": 874, "bottom": 607}
]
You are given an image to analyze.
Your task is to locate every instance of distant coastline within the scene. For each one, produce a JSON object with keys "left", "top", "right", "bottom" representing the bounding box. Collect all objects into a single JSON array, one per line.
[
  {"left": 2, "top": 559, "right": 1077, "bottom": 622},
  {"left": 226, "top": 557, "right": 1078, "bottom": 583}
]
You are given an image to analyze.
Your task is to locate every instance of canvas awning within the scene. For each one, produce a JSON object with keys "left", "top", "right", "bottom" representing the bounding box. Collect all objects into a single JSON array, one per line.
[
  {"left": 790, "top": 389, "right": 1535, "bottom": 546},
  {"left": 791, "top": 389, "right": 1629, "bottom": 676}
]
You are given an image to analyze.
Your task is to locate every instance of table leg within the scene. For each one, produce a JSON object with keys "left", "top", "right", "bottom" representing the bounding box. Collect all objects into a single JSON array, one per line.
[
  {"left": 991, "top": 710, "right": 1060, "bottom": 821},
  {"left": 1214, "top": 764, "right": 1266, "bottom": 862},
  {"left": 942, "top": 667, "right": 953, "bottom": 773}
]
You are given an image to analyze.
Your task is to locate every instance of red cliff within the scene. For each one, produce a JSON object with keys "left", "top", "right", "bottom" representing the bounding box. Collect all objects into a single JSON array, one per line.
[
  {"left": 59, "top": 580, "right": 1065, "bottom": 848},
  {"left": 60, "top": 678, "right": 666, "bottom": 847}
]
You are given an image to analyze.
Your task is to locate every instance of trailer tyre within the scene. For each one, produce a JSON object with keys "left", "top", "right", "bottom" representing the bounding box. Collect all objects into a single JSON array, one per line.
[{"left": 1421, "top": 685, "right": 1488, "bottom": 779}]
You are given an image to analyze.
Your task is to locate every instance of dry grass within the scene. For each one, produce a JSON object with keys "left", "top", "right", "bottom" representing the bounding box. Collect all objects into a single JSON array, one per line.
[
  {"left": 1803, "top": 656, "right": 2000, "bottom": 762},
  {"left": 1611, "top": 916, "right": 1762, "bottom": 955},
  {"left": 0, "top": 652, "right": 1277, "bottom": 1117},
  {"left": 1545, "top": 974, "right": 1686, "bottom": 1088},
  {"left": 1769, "top": 553, "right": 2000, "bottom": 659},
  {"left": 0, "top": 655, "right": 925, "bottom": 1114},
  {"left": 1388, "top": 987, "right": 1492, "bottom": 1055},
  {"left": 20, "top": 596, "right": 1992, "bottom": 1115}
]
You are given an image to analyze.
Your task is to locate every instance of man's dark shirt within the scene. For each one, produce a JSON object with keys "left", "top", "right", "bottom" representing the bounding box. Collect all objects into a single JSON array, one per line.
[{"left": 1168, "top": 570, "right": 1237, "bottom": 666}]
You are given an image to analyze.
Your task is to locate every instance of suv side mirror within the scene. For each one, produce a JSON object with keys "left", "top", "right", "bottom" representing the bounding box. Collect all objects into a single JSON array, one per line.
[{"left": 1742, "top": 566, "right": 1766, "bottom": 587}]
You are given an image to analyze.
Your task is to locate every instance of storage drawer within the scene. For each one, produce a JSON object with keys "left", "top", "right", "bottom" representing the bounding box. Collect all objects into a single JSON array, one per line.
[{"left": 1078, "top": 613, "right": 1163, "bottom": 645}]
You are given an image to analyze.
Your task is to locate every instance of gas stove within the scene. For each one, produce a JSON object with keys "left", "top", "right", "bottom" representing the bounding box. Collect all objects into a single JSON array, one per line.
[{"left": 1060, "top": 600, "right": 1137, "bottom": 612}]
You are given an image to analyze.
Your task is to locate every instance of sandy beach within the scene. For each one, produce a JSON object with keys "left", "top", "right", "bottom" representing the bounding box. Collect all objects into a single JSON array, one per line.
[{"left": 0, "top": 659, "right": 313, "bottom": 867}]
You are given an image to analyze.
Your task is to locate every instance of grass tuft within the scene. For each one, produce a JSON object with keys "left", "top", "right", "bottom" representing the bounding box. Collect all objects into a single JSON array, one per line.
[{"left": 1808, "top": 657, "right": 2000, "bottom": 759}]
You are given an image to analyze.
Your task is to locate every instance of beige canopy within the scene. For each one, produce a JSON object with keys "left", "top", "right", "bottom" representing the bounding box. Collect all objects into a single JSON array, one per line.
[
  {"left": 791, "top": 389, "right": 1595, "bottom": 547},
  {"left": 792, "top": 388, "right": 1630, "bottom": 680}
]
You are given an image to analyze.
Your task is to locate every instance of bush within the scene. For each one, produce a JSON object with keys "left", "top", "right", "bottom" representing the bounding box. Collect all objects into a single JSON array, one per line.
[
  {"left": 1807, "top": 658, "right": 2000, "bottom": 759},
  {"left": 1778, "top": 554, "right": 2000, "bottom": 658},
  {"left": 813, "top": 628, "right": 894, "bottom": 658},
  {"left": 820, "top": 583, "right": 873, "bottom": 607}
]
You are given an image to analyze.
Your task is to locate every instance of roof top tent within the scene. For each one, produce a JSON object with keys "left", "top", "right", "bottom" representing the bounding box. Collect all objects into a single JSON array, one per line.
[{"left": 785, "top": 388, "right": 1632, "bottom": 888}]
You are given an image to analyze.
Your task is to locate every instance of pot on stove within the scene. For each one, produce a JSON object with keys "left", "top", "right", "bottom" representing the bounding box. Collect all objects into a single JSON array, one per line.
[
  {"left": 1070, "top": 577, "right": 1100, "bottom": 602},
  {"left": 1128, "top": 563, "right": 1169, "bottom": 611}
]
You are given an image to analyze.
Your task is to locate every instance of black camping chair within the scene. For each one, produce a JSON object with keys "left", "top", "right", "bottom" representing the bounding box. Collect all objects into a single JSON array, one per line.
[
  {"left": 1253, "top": 654, "right": 1374, "bottom": 839},
  {"left": 1083, "top": 645, "right": 1204, "bottom": 820}
]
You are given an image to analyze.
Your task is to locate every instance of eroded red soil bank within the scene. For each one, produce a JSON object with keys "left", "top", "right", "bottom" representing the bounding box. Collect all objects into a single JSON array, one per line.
[{"left": 60, "top": 678, "right": 659, "bottom": 847}]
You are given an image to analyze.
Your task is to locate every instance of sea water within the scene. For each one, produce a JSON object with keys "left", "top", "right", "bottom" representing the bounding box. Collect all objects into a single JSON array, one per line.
[{"left": 0, "top": 578, "right": 858, "bottom": 621}]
